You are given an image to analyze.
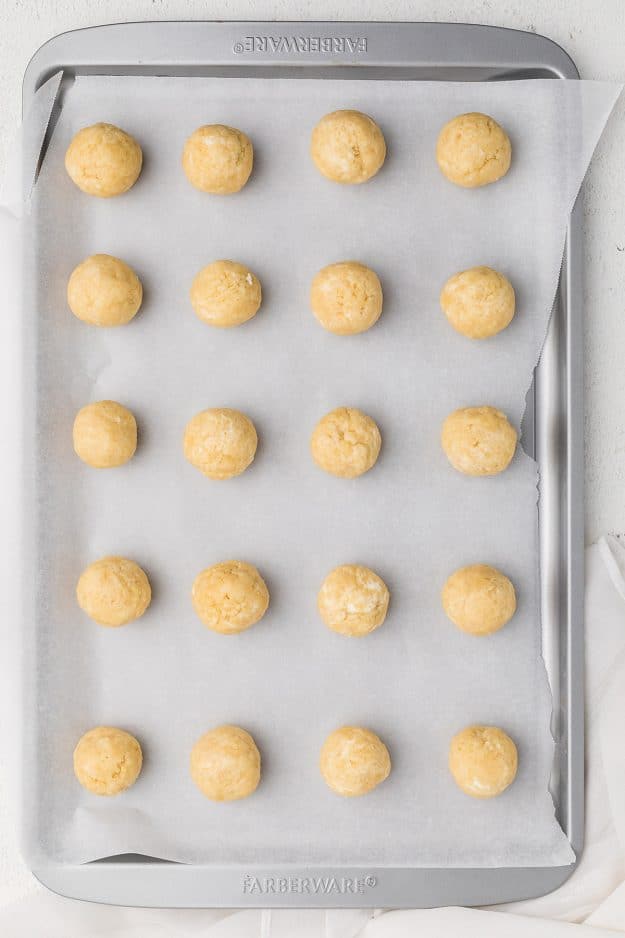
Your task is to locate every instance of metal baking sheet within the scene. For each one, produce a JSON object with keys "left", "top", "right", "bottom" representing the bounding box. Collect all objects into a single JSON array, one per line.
[{"left": 20, "top": 21, "right": 584, "bottom": 908}]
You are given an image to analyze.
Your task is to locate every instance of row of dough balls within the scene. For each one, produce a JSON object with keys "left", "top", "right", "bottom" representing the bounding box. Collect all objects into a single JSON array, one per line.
[
  {"left": 73, "top": 402, "right": 519, "bottom": 478},
  {"left": 64, "top": 110, "right": 511, "bottom": 198},
  {"left": 67, "top": 253, "right": 516, "bottom": 340},
  {"left": 76, "top": 556, "right": 516, "bottom": 639},
  {"left": 73, "top": 722, "right": 518, "bottom": 801}
]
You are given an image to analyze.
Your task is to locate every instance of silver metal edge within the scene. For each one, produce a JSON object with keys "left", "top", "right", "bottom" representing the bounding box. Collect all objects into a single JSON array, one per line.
[
  {"left": 566, "top": 193, "right": 584, "bottom": 854},
  {"left": 23, "top": 21, "right": 578, "bottom": 96},
  {"left": 21, "top": 20, "right": 582, "bottom": 909}
]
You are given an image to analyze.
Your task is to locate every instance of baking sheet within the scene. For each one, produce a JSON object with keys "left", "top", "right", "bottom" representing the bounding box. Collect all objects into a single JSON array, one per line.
[{"left": 21, "top": 76, "right": 620, "bottom": 869}]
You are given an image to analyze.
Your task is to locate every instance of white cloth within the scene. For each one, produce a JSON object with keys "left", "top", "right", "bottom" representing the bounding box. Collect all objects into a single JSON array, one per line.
[{"left": 1, "top": 535, "right": 624, "bottom": 935}]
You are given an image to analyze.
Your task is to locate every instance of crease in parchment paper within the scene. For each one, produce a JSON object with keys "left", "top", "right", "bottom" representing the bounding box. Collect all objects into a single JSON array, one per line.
[
  {"left": 1, "top": 70, "right": 64, "bottom": 213},
  {"left": 16, "top": 75, "right": 622, "bottom": 871}
]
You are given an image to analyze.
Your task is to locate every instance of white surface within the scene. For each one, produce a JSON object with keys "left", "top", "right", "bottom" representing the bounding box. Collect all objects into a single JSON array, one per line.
[
  {"left": 2, "top": 535, "right": 625, "bottom": 934},
  {"left": 23, "top": 71, "right": 614, "bottom": 871},
  {"left": 0, "top": 0, "right": 624, "bottom": 916}
]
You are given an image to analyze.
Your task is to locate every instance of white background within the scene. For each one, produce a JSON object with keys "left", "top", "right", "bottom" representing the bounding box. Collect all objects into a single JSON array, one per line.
[{"left": 0, "top": 0, "right": 623, "bottom": 908}]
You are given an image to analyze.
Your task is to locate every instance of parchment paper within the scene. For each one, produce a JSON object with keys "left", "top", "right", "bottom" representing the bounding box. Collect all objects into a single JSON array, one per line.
[{"left": 21, "top": 76, "right": 620, "bottom": 869}]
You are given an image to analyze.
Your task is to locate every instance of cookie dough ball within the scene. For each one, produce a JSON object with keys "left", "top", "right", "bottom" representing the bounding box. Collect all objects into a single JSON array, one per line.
[
  {"left": 441, "top": 406, "right": 517, "bottom": 476},
  {"left": 311, "top": 110, "right": 386, "bottom": 184},
  {"left": 318, "top": 564, "right": 389, "bottom": 637},
  {"left": 440, "top": 266, "right": 515, "bottom": 339},
  {"left": 73, "top": 401, "right": 137, "bottom": 469},
  {"left": 182, "top": 124, "right": 253, "bottom": 194},
  {"left": 436, "top": 112, "right": 511, "bottom": 189},
  {"left": 320, "top": 726, "right": 391, "bottom": 797},
  {"left": 190, "top": 725, "right": 261, "bottom": 801},
  {"left": 310, "top": 262, "right": 383, "bottom": 335},
  {"left": 190, "top": 260, "right": 261, "bottom": 328},
  {"left": 449, "top": 725, "right": 518, "bottom": 798},
  {"left": 67, "top": 254, "right": 143, "bottom": 327},
  {"left": 192, "top": 561, "right": 269, "bottom": 634},
  {"left": 442, "top": 564, "right": 516, "bottom": 636},
  {"left": 76, "top": 556, "right": 151, "bottom": 627},
  {"left": 74, "top": 726, "right": 143, "bottom": 795},
  {"left": 65, "top": 123, "right": 142, "bottom": 197},
  {"left": 183, "top": 408, "right": 257, "bottom": 480},
  {"left": 311, "top": 407, "right": 381, "bottom": 479}
]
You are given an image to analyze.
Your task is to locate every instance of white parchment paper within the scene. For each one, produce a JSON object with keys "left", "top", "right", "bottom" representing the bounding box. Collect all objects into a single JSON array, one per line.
[{"left": 21, "top": 76, "right": 620, "bottom": 869}]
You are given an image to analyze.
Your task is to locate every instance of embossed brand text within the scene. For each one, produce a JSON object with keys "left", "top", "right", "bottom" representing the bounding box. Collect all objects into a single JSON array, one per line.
[
  {"left": 242, "top": 874, "right": 377, "bottom": 895},
  {"left": 233, "top": 36, "right": 368, "bottom": 55}
]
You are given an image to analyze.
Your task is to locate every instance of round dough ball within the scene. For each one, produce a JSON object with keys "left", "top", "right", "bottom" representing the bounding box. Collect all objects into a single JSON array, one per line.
[
  {"left": 182, "top": 124, "right": 253, "bottom": 194},
  {"left": 67, "top": 254, "right": 143, "bottom": 327},
  {"left": 436, "top": 112, "right": 511, "bottom": 188},
  {"left": 310, "top": 261, "right": 383, "bottom": 335},
  {"left": 76, "top": 556, "right": 151, "bottom": 627},
  {"left": 65, "top": 123, "right": 142, "bottom": 197},
  {"left": 183, "top": 408, "right": 257, "bottom": 480},
  {"left": 190, "top": 260, "right": 261, "bottom": 328},
  {"left": 441, "top": 406, "right": 517, "bottom": 476},
  {"left": 311, "top": 407, "right": 381, "bottom": 479},
  {"left": 440, "top": 266, "right": 515, "bottom": 339},
  {"left": 192, "top": 561, "right": 269, "bottom": 634},
  {"left": 320, "top": 726, "right": 391, "bottom": 797},
  {"left": 449, "top": 725, "right": 518, "bottom": 798},
  {"left": 318, "top": 564, "right": 389, "bottom": 637},
  {"left": 73, "top": 400, "right": 137, "bottom": 469},
  {"left": 74, "top": 726, "right": 143, "bottom": 795},
  {"left": 190, "top": 725, "right": 261, "bottom": 801},
  {"left": 442, "top": 564, "right": 516, "bottom": 636},
  {"left": 311, "top": 110, "right": 386, "bottom": 184}
]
